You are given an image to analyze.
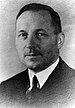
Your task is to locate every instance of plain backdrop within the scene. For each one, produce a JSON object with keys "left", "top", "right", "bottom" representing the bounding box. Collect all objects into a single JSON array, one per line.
[{"left": 0, "top": 0, "right": 75, "bottom": 82}]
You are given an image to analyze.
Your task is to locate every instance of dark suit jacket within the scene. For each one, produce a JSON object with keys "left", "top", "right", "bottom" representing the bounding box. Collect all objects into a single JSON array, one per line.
[{"left": 0, "top": 57, "right": 75, "bottom": 107}]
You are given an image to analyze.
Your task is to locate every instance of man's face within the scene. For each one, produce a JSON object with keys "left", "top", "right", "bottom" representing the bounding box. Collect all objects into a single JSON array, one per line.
[{"left": 16, "top": 10, "right": 59, "bottom": 72}]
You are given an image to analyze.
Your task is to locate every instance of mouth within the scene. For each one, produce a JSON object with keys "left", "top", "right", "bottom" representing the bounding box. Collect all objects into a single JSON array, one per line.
[{"left": 24, "top": 53, "right": 42, "bottom": 57}]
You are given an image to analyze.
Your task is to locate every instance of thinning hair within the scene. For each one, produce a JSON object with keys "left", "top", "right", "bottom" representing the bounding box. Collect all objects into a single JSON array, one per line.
[{"left": 16, "top": 3, "right": 62, "bottom": 34}]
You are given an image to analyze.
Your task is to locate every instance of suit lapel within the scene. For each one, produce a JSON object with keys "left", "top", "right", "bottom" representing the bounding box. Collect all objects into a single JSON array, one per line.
[
  {"left": 19, "top": 69, "right": 30, "bottom": 92},
  {"left": 40, "top": 57, "right": 67, "bottom": 92}
]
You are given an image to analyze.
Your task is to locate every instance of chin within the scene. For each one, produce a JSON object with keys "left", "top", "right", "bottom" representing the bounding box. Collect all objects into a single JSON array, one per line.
[
  {"left": 25, "top": 62, "right": 39, "bottom": 70},
  {"left": 21, "top": 57, "right": 42, "bottom": 70}
]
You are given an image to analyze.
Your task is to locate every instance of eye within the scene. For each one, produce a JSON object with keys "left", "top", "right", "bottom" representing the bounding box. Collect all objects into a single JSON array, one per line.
[
  {"left": 38, "top": 33, "right": 44, "bottom": 37},
  {"left": 36, "top": 33, "right": 48, "bottom": 38},
  {"left": 18, "top": 32, "right": 28, "bottom": 39}
]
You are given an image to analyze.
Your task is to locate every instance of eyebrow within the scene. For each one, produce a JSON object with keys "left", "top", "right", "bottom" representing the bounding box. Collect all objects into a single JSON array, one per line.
[
  {"left": 36, "top": 29, "right": 47, "bottom": 33},
  {"left": 18, "top": 29, "right": 46, "bottom": 32},
  {"left": 18, "top": 30, "right": 26, "bottom": 33}
]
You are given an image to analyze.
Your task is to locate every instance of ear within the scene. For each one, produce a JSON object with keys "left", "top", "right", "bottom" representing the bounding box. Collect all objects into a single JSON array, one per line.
[{"left": 57, "top": 32, "right": 65, "bottom": 49}]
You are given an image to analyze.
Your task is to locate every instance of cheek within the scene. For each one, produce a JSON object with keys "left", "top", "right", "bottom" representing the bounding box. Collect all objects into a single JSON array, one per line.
[
  {"left": 16, "top": 39, "right": 25, "bottom": 50},
  {"left": 16, "top": 42, "right": 25, "bottom": 57},
  {"left": 41, "top": 41, "right": 58, "bottom": 57}
]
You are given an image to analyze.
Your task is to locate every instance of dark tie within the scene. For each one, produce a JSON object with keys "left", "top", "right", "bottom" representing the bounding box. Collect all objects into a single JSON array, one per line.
[
  {"left": 32, "top": 75, "right": 40, "bottom": 90},
  {"left": 26, "top": 75, "right": 40, "bottom": 104}
]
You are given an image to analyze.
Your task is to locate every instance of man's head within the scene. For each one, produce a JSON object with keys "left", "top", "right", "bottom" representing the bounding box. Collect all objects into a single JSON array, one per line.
[{"left": 16, "top": 3, "right": 65, "bottom": 73}]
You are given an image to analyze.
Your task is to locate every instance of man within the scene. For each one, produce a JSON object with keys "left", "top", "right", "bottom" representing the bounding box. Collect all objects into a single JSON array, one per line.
[{"left": 0, "top": 3, "right": 75, "bottom": 108}]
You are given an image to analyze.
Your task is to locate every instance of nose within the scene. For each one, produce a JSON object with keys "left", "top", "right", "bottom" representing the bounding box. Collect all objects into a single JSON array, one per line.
[{"left": 26, "top": 34, "right": 37, "bottom": 50}]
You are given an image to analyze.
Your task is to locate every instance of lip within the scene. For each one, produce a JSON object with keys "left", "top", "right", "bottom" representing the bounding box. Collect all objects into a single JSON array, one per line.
[
  {"left": 25, "top": 53, "right": 42, "bottom": 57},
  {"left": 25, "top": 55, "right": 41, "bottom": 60},
  {"left": 25, "top": 54, "right": 40, "bottom": 57},
  {"left": 24, "top": 54, "right": 42, "bottom": 59},
  {"left": 27, "top": 54, "right": 39, "bottom": 56}
]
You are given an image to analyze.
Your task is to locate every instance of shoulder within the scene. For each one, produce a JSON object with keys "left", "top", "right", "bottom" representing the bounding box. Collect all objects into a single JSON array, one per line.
[
  {"left": 1, "top": 69, "right": 27, "bottom": 83},
  {"left": 52, "top": 57, "right": 75, "bottom": 87},
  {"left": 0, "top": 69, "right": 29, "bottom": 104},
  {"left": 0, "top": 69, "right": 28, "bottom": 92},
  {"left": 57, "top": 57, "right": 75, "bottom": 73},
  {"left": 57, "top": 57, "right": 75, "bottom": 89}
]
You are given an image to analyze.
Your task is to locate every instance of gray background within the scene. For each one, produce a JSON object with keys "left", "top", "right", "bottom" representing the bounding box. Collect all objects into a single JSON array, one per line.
[{"left": 0, "top": 0, "right": 75, "bottom": 82}]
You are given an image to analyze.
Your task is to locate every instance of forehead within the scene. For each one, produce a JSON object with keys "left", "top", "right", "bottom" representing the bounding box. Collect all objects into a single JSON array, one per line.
[
  {"left": 17, "top": 10, "right": 52, "bottom": 24},
  {"left": 16, "top": 10, "right": 54, "bottom": 32}
]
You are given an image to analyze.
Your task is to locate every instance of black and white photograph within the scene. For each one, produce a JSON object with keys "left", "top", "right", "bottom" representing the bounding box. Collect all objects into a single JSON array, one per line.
[{"left": 0, "top": 0, "right": 75, "bottom": 108}]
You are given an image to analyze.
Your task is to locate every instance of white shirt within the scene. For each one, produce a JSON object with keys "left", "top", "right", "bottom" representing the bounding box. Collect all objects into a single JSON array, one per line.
[{"left": 28, "top": 58, "right": 59, "bottom": 91}]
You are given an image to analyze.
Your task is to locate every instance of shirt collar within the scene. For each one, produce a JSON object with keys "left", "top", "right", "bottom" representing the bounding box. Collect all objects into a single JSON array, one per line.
[{"left": 28, "top": 58, "right": 59, "bottom": 89}]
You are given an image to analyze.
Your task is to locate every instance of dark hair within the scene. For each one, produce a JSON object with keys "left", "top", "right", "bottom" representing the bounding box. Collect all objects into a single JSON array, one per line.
[{"left": 16, "top": 3, "right": 62, "bottom": 34}]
